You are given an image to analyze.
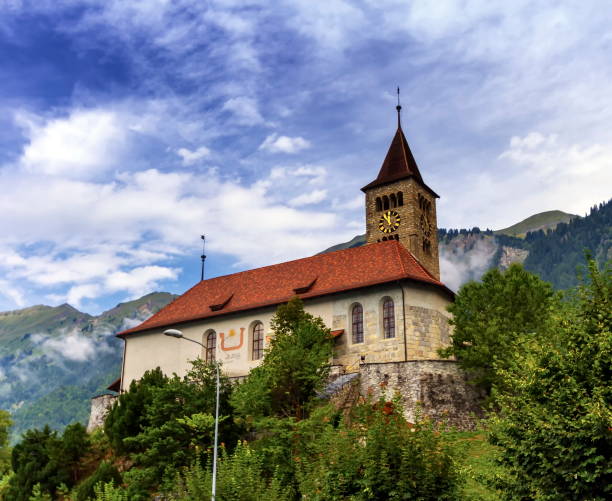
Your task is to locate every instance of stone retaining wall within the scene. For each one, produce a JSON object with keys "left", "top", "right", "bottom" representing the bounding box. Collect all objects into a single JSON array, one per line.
[
  {"left": 87, "top": 394, "right": 117, "bottom": 433},
  {"left": 358, "top": 360, "right": 484, "bottom": 429}
]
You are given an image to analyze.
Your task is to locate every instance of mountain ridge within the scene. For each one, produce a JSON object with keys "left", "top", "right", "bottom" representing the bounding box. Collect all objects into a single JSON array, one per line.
[{"left": 0, "top": 291, "right": 176, "bottom": 441}]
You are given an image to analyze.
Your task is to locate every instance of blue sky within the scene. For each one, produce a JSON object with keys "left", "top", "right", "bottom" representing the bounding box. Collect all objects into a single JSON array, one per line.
[{"left": 0, "top": 0, "right": 610, "bottom": 313}]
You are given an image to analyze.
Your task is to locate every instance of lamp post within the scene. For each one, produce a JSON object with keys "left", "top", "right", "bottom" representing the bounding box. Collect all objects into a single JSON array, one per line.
[{"left": 163, "top": 328, "right": 220, "bottom": 501}]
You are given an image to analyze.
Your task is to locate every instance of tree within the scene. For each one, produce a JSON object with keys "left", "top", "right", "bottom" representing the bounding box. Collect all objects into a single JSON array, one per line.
[
  {"left": 0, "top": 410, "right": 11, "bottom": 476},
  {"left": 105, "top": 367, "right": 168, "bottom": 455},
  {"left": 7, "top": 426, "right": 72, "bottom": 501},
  {"left": 231, "top": 297, "right": 333, "bottom": 421},
  {"left": 440, "top": 263, "right": 558, "bottom": 396},
  {"left": 104, "top": 361, "right": 239, "bottom": 498},
  {"left": 489, "top": 258, "right": 611, "bottom": 500}
]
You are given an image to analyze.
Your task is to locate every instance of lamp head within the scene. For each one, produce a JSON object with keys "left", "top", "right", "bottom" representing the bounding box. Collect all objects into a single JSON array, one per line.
[{"left": 163, "top": 329, "right": 184, "bottom": 338}]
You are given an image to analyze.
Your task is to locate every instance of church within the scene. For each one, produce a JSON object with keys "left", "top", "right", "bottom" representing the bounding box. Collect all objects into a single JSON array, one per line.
[{"left": 113, "top": 105, "right": 482, "bottom": 427}]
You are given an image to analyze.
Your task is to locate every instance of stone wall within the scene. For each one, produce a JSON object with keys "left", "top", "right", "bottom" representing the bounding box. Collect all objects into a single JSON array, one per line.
[
  {"left": 358, "top": 360, "right": 484, "bottom": 429},
  {"left": 87, "top": 394, "right": 117, "bottom": 433}
]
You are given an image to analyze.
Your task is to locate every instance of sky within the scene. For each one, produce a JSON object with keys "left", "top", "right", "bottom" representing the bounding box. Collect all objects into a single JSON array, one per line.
[{"left": 0, "top": 0, "right": 611, "bottom": 314}]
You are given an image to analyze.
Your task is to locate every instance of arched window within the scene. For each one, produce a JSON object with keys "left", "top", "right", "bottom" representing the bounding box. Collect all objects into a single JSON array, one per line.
[
  {"left": 205, "top": 330, "right": 216, "bottom": 362},
  {"left": 383, "top": 195, "right": 389, "bottom": 210},
  {"left": 382, "top": 298, "right": 395, "bottom": 339},
  {"left": 252, "top": 322, "right": 264, "bottom": 360},
  {"left": 390, "top": 193, "right": 397, "bottom": 208},
  {"left": 375, "top": 197, "right": 382, "bottom": 211},
  {"left": 351, "top": 304, "right": 364, "bottom": 344},
  {"left": 397, "top": 192, "right": 403, "bottom": 206}
]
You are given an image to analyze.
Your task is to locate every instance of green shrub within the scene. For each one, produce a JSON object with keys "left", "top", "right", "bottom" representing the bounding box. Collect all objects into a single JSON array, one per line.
[
  {"left": 170, "top": 442, "right": 292, "bottom": 501},
  {"left": 295, "top": 397, "right": 463, "bottom": 501},
  {"left": 93, "top": 481, "right": 128, "bottom": 501},
  {"left": 75, "top": 461, "right": 122, "bottom": 501}
]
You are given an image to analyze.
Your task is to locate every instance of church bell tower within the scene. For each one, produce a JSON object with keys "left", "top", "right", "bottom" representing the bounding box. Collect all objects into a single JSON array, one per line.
[{"left": 361, "top": 97, "right": 440, "bottom": 280}]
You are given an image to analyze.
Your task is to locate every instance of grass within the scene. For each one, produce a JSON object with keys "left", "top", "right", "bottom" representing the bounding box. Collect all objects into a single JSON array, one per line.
[
  {"left": 494, "top": 210, "right": 577, "bottom": 238},
  {"left": 446, "top": 430, "right": 502, "bottom": 500}
]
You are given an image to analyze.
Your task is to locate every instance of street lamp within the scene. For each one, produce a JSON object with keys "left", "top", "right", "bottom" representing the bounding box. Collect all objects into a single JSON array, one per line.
[{"left": 163, "top": 328, "right": 220, "bottom": 501}]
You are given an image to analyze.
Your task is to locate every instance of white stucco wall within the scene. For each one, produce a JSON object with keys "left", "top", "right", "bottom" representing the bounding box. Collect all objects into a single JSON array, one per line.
[{"left": 121, "top": 281, "right": 452, "bottom": 391}]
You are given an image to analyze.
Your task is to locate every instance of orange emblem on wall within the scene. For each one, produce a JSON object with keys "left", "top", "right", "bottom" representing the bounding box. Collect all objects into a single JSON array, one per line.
[{"left": 220, "top": 327, "right": 244, "bottom": 351}]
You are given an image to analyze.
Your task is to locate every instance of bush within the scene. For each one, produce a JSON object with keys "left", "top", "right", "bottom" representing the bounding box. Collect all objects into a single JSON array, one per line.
[
  {"left": 295, "top": 397, "right": 462, "bottom": 500},
  {"left": 169, "top": 443, "right": 292, "bottom": 501},
  {"left": 75, "top": 461, "right": 122, "bottom": 501},
  {"left": 93, "top": 481, "right": 128, "bottom": 501}
]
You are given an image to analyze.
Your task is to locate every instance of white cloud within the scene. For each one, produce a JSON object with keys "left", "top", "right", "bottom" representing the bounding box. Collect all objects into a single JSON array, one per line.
[
  {"left": 289, "top": 189, "right": 327, "bottom": 207},
  {"left": 106, "top": 266, "right": 179, "bottom": 294},
  {"left": 222, "top": 97, "right": 265, "bottom": 126},
  {"left": 37, "top": 330, "right": 98, "bottom": 362},
  {"left": 439, "top": 132, "right": 612, "bottom": 229},
  {"left": 66, "top": 284, "right": 102, "bottom": 309},
  {"left": 0, "top": 280, "right": 25, "bottom": 307},
  {"left": 15, "top": 109, "right": 126, "bottom": 179},
  {"left": 177, "top": 145, "right": 211, "bottom": 165},
  {"left": 259, "top": 133, "right": 311, "bottom": 154}
]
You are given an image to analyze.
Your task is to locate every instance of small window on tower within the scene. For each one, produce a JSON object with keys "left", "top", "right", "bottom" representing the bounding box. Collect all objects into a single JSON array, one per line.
[
  {"left": 397, "top": 192, "right": 403, "bottom": 206},
  {"left": 383, "top": 196, "right": 389, "bottom": 210},
  {"left": 390, "top": 193, "right": 397, "bottom": 208},
  {"left": 376, "top": 197, "right": 382, "bottom": 211}
]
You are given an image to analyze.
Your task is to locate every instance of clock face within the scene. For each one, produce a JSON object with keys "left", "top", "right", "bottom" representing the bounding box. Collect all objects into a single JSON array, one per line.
[
  {"left": 419, "top": 213, "right": 432, "bottom": 237},
  {"left": 378, "top": 210, "right": 400, "bottom": 233}
]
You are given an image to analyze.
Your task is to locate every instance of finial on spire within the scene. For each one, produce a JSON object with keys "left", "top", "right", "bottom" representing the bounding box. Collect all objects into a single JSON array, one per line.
[{"left": 396, "top": 86, "right": 402, "bottom": 128}]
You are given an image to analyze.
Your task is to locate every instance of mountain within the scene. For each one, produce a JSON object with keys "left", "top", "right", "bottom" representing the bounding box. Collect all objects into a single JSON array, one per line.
[
  {"left": 494, "top": 210, "right": 578, "bottom": 238},
  {"left": 0, "top": 292, "right": 176, "bottom": 442},
  {"left": 320, "top": 200, "right": 611, "bottom": 291}
]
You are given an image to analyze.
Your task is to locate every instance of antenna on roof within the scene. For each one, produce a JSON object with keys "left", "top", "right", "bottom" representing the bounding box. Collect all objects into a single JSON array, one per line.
[
  {"left": 396, "top": 86, "right": 402, "bottom": 128},
  {"left": 200, "top": 235, "right": 206, "bottom": 281}
]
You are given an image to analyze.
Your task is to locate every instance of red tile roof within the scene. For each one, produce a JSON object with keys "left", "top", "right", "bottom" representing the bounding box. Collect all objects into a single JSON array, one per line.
[
  {"left": 361, "top": 126, "right": 438, "bottom": 197},
  {"left": 118, "top": 240, "right": 452, "bottom": 337}
]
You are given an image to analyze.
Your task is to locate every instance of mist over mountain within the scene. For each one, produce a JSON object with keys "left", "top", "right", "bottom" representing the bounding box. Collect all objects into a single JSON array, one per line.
[{"left": 0, "top": 292, "right": 175, "bottom": 441}]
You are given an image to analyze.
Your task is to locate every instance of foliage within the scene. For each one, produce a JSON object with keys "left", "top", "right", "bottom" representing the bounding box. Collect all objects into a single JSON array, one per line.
[
  {"left": 7, "top": 422, "right": 89, "bottom": 501},
  {"left": 292, "top": 397, "right": 462, "bottom": 501},
  {"left": 440, "top": 264, "right": 557, "bottom": 396},
  {"left": 105, "top": 360, "right": 240, "bottom": 496},
  {"left": 232, "top": 297, "right": 333, "bottom": 421},
  {"left": 0, "top": 410, "right": 11, "bottom": 476},
  {"left": 169, "top": 443, "right": 291, "bottom": 501},
  {"left": 75, "top": 461, "right": 122, "bottom": 501},
  {"left": 27, "top": 483, "right": 52, "bottom": 501},
  {"left": 92, "top": 481, "right": 129, "bottom": 501},
  {"left": 489, "top": 258, "right": 612, "bottom": 500},
  {"left": 104, "top": 367, "right": 168, "bottom": 455}
]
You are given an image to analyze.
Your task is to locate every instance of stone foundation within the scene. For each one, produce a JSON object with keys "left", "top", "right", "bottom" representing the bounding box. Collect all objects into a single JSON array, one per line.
[
  {"left": 87, "top": 394, "right": 118, "bottom": 433},
  {"left": 358, "top": 360, "right": 484, "bottom": 429}
]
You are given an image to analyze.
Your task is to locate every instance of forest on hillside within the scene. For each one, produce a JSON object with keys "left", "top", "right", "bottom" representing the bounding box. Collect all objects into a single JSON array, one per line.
[{"left": 439, "top": 198, "right": 611, "bottom": 290}]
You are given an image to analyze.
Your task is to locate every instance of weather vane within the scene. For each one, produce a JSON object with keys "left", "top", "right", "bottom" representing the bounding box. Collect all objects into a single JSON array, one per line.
[
  {"left": 200, "top": 235, "right": 206, "bottom": 282},
  {"left": 396, "top": 86, "right": 402, "bottom": 127}
]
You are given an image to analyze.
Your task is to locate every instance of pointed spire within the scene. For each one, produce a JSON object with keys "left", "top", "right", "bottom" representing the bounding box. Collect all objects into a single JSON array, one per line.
[{"left": 361, "top": 91, "right": 438, "bottom": 197}]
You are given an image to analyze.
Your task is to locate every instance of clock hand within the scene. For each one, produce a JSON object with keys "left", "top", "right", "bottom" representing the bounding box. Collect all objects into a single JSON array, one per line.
[{"left": 384, "top": 213, "right": 391, "bottom": 224}]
